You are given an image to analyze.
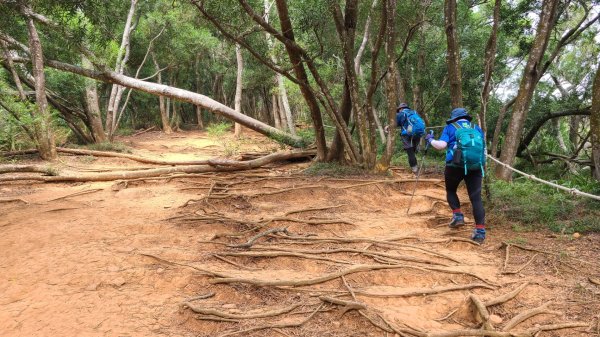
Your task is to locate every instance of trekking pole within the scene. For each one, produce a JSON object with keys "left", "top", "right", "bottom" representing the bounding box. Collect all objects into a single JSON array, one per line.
[{"left": 407, "top": 130, "right": 434, "bottom": 214}]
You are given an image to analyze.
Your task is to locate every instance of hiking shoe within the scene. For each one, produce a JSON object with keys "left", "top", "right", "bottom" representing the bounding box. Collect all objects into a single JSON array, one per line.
[
  {"left": 448, "top": 213, "right": 465, "bottom": 228},
  {"left": 411, "top": 166, "right": 419, "bottom": 174},
  {"left": 471, "top": 228, "right": 486, "bottom": 244}
]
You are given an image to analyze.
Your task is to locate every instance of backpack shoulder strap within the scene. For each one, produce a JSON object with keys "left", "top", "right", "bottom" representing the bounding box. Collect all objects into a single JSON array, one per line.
[{"left": 452, "top": 122, "right": 462, "bottom": 130}]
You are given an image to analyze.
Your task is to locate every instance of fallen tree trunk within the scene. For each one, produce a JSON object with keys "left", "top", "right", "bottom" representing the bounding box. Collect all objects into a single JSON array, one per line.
[
  {"left": 0, "top": 150, "right": 315, "bottom": 182},
  {"left": 3, "top": 51, "right": 304, "bottom": 148},
  {"left": 0, "top": 164, "right": 55, "bottom": 174}
]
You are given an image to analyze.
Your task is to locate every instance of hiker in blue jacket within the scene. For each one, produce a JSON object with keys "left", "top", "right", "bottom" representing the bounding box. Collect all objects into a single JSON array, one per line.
[
  {"left": 395, "top": 103, "right": 426, "bottom": 174},
  {"left": 425, "top": 108, "right": 486, "bottom": 244}
]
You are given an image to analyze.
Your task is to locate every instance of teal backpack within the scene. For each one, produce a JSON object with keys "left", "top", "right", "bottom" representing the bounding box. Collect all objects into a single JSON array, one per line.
[{"left": 451, "top": 122, "right": 485, "bottom": 176}]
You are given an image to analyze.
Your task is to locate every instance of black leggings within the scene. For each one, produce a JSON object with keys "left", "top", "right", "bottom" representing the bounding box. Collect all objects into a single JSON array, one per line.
[
  {"left": 406, "top": 147, "right": 418, "bottom": 167},
  {"left": 444, "top": 165, "right": 485, "bottom": 225}
]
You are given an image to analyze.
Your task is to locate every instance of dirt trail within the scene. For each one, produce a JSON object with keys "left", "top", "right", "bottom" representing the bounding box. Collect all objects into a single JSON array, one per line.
[{"left": 1, "top": 131, "right": 598, "bottom": 337}]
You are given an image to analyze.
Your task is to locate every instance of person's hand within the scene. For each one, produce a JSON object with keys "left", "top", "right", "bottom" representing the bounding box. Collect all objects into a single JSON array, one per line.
[
  {"left": 384, "top": 125, "right": 389, "bottom": 134},
  {"left": 425, "top": 133, "right": 435, "bottom": 143}
]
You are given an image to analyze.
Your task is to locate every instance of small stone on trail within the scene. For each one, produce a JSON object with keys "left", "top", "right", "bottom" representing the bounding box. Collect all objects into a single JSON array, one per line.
[
  {"left": 157, "top": 268, "right": 165, "bottom": 274},
  {"left": 107, "top": 265, "right": 120, "bottom": 272},
  {"left": 332, "top": 321, "right": 341, "bottom": 328},
  {"left": 222, "top": 303, "right": 237, "bottom": 309},
  {"left": 573, "top": 232, "right": 581, "bottom": 239},
  {"left": 489, "top": 314, "right": 503, "bottom": 324},
  {"left": 110, "top": 277, "right": 126, "bottom": 287}
]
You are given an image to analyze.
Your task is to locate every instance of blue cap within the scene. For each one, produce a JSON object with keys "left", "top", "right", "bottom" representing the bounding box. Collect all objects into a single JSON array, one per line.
[{"left": 446, "top": 107, "right": 472, "bottom": 124}]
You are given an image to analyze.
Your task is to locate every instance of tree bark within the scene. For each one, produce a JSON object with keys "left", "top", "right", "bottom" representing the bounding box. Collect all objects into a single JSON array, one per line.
[
  {"left": 81, "top": 55, "right": 107, "bottom": 142},
  {"left": 0, "top": 39, "right": 27, "bottom": 100},
  {"left": 106, "top": 0, "right": 138, "bottom": 137},
  {"left": 332, "top": 1, "right": 375, "bottom": 168},
  {"left": 274, "top": 0, "right": 327, "bottom": 159},
  {"left": 264, "top": 0, "right": 295, "bottom": 136},
  {"left": 591, "top": 63, "right": 600, "bottom": 180},
  {"left": 234, "top": 44, "right": 244, "bottom": 138},
  {"left": 22, "top": 7, "right": 57, "bottom": 160},
  {"left": 151, "top": 53, "right": 172, "bottom": 134},
  {"left": 444, "top": 0, "right": 463, "bottom": 108},
  {"left": 378, "top": 0, "right": 398, "bottom": 171},
  {"left": 496, "top": 0, "right": 559, "bottom": 181},
  {"left": 479, "top": 0, "right": 501, "bottom": 137}
]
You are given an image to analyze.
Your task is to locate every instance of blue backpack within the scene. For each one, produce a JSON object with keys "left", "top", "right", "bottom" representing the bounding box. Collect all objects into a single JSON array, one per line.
[
  {"left": 451, "top": 122, "right": 486, "bottom": 176},
  {"left": 401, "top": 109, "right": 425, "bottom": 137}
]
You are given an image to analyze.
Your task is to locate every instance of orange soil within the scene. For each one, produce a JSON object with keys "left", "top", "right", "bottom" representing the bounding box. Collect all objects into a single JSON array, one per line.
[{"left": 0, "top": 130, "right": 598, "bottom": 337}]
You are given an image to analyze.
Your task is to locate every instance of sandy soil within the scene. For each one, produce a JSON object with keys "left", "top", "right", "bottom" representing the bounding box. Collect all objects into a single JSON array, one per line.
[{"left": 1, "top": 130, "right": 598, "bottom": 337}]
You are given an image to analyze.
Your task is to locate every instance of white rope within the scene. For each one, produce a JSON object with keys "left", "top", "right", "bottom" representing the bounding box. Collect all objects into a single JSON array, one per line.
[{"left": 486, "top": 154, "right": 600, "bottom": 201}]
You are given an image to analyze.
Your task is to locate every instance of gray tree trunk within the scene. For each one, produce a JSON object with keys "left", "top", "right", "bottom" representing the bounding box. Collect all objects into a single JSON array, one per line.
[
  {"left": 106, "top": 0, "right": 138, "bottom": 137},
  {"left": 23, "top": 9, "right": 57, "bottom": 160},
  {"left": 82, "top": 55, "right": 107, "bottom": 142}
]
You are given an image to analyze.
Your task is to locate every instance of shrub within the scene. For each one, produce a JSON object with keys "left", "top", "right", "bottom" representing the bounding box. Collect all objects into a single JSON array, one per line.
[{"left": 207, "top": 122, "right": 232, "bottom": 138}]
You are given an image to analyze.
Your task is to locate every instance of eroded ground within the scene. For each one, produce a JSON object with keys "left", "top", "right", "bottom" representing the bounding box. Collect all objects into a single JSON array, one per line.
[{"left": 1, "top": 130, "right": 599, "bottom": 337}]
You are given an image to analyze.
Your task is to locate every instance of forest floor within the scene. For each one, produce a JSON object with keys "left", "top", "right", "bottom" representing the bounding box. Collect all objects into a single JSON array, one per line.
[{"left": 0, "top": 130, "right": 599, "bottom": 337}]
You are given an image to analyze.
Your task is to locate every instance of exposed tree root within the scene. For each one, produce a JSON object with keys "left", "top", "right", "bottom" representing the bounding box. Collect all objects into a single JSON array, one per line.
[
  {"left": 45, "top": 188, "right": 103, "bottom": 202},
  {"left": 184, "top": 302, "right": 302, "bottom": 319},
  {"left": 502, "top": 254, "right": 538, "bottom": 275},
  {"left": 227, "top": 227, "right": 290, "bottom": 249},
  {"left": 501, "top": 302, "right": 557, "bottom": 331},
  {"left": 354, "top": 283, "right": 495, "bottom": 297},
  {"left": 470, "top": 294, "right": 494, "bottom": 330},
  {"left": 250, "top": 246, "right": 451, "bottom": 266},
  {"left": 217, "top": 303, "right": 324, "bottom": 337},
  {"left": 218, "top": 251, "right": 354, "bottom": 265},
  {"left": 485, "top": 282, "right": 530, "bottom": 307}
]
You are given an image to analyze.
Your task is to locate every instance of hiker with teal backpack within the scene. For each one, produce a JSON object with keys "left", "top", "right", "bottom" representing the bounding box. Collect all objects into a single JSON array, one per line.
[
  {"left": 425, "top": 108, "right": 487, "bottom": 244},
  {"left": 394, "top": 103, "right": 426, "bottom": 174}
]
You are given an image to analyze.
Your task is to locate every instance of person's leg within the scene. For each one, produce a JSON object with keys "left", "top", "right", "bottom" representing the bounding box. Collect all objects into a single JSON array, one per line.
[
  {"left": 464, "top": 169, "right": 486, "bottom": 243},
  {"left": 406, "top": 147, "right": 418, "bottom": 168},
  {"left": 445, "top": 166, "right": 465, "bottom": 227},
  {"left": 402, "top": 136, "right": 418, "bottom": 173}
]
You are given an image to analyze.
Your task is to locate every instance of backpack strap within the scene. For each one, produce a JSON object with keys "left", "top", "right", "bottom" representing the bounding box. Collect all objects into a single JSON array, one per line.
[{"left": 451, "top": 122, "right": 462, "bottom": 130}]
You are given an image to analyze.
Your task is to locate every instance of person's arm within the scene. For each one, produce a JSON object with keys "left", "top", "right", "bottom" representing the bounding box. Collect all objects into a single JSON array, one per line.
[
  {"left": 430, "top": 139, "right": 448, "bottom": 150},
  {"left": 426, "top": 126, "right": 450, "bottom": 150}
]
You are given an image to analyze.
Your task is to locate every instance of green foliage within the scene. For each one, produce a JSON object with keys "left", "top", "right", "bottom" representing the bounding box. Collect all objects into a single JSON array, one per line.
[
  {"left": 489, "top": 178, "right": 600, "bottom": 234},
  {"left": 206, "top": 122, "right": 232, "bottom": 138},
  {"left": 85, "top": 141, "right": 132, "bottom": 153}
]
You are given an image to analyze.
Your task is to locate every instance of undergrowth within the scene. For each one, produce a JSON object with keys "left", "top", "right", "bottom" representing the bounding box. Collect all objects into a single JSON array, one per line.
[
  {"left": 303, "top": 162, "right": 367, "bottom": 177},
  {"left": 487, "top": 177, "right": 600, "bottom": 234},
  {"left": 207, "top": 122, "right": 232, "bottom": 138},
  {"left": 85, "top": 141, "right": 132, "bottom": 153}
]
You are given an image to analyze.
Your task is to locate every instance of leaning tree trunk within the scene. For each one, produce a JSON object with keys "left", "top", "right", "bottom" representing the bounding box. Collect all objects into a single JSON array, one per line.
[
  {"left": 234, "top": 44, "right": 244, "bottom": 138},
  {"left": 82, "top": 55, "right": 107, "bottom": 143},
  {"left": 106, "top": 0, "right": 138, "bottom": 137},
  {"left": 444, "top": 0, "right": 463, "bottom": 108},
  {"left": 591, "top": 63, "right": 600, "bottom": 181},
  {"left": 496, "top": 0, "right": 559, "bottom": 181},
  {"left": 23, "top": 8, "right": 57, "bottom": 160}
]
